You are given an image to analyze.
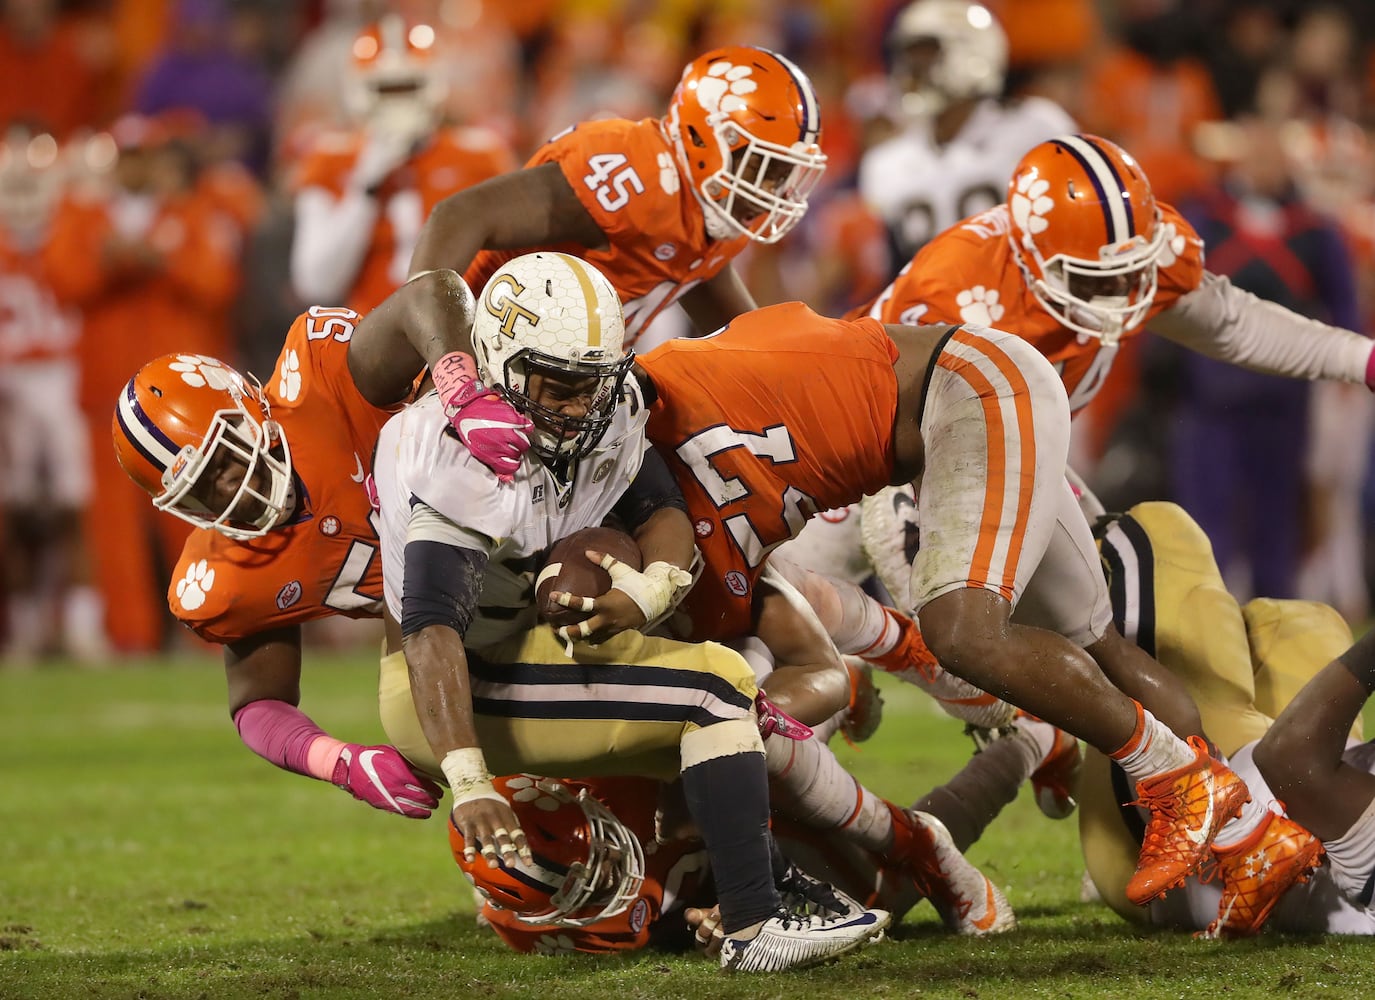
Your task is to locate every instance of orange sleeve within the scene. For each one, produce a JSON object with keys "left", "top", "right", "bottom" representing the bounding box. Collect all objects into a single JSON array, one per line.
[{"left": 536, "top": 119, "right": 664, "bottom": 248}]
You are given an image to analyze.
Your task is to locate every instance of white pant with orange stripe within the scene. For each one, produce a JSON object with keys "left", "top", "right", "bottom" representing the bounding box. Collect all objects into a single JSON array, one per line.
[{"left": 909, "top": 324, "right": 1111, "bottom": 647}]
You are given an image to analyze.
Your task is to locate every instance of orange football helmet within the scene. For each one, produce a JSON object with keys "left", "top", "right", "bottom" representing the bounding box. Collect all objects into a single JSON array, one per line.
[
  {"left": 664, "top": 45, "right": 827, "bottom": 244},
  {"left": 112, "top": 354, "right": 295, "bottom": 540},
  {"left": 1007, "top": 134, "right": 1166, "bottom": 345},
  {"left": 346, "top": 15, "right": 446, "bottom": 139},
  {"left": 449, "top": 775, "right": 645, "bottom": 928}
]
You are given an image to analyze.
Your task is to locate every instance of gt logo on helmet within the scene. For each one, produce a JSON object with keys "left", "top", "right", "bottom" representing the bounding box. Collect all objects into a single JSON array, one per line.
[{"left": 484, "top": 273, "right": 541, "bottom": 338}]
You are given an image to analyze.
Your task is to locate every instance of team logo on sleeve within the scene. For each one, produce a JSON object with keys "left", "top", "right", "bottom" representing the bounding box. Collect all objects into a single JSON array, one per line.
[
  {"left": 276, "top": 580, "right": 303, "bottom": 610},
  {"left": 278, "top": 349, "right": 303, "bottom": 401},
  {"left": 656, "top": 152, "right": 679, "bottom": 195},
  {"left": 175, "top": 560, "right": 216, "bottom": 611},
  {"left": 319, "top": 515, "right": 341, "bottom": 536},
  {"left": 694, "top": 519, "right": 714, "bottom": 538},
  {"left": 954, "top": 286, "right": 1005, "bottom": 326},
  {"left": 654, "top": 242, "right": 678, "bottom": 261}
]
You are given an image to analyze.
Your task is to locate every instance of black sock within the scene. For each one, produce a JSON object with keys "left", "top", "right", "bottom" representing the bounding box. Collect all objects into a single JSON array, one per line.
[{"left": 681, "top": 750, "right": 779, "bottom": 934}]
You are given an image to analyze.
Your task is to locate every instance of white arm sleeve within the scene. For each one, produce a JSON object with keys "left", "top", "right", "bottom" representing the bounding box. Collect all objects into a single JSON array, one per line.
[
  {"left": 1152, "top": 271, "right": 1373, "bottom": 384},
  {"left": 289, "top": 186, "right": 380, "bottom": 304}
]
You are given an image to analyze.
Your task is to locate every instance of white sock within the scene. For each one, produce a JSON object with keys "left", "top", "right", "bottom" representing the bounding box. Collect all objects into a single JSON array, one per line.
[
  {"left": 1211, "top": 796, "right": 1277, "bottom": 850},
  {"left": 1013, "top": 714, "right": 1057, "bottom": 767},
  {"left": 1110, "top": 708, "right": 1197, "bottom": 784},
  {"left": 827, "top": 579, "right": 897, "bottom": 657},
  {"left": 765, "top": 735, "right": 893, "bottom": 852}
]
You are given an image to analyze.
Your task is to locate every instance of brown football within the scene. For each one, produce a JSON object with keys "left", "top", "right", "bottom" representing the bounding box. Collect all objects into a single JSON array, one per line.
[{"left": 536, "top": 526, "right": 643, "bottom": 627}]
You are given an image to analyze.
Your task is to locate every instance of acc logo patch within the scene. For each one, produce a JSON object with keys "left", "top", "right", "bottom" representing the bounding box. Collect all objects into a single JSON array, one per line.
[
  {"left": 276, "top": 580, "right": 303, "bottom": 610},
  {"left": 628, "top": 898, "right": 650, "bottom": 933},
  {"left": 592, "top": 459, "right": 615, "bottom": 484},
  {"left": 724, "top": 570, "right": 749, "bottom": 597},
  {"left": 319, "top": 515, "right": 341, "bottom": 536},
  {"left": 653, "top": 242, "right": 677, "bottom": 261},
  {"left": 694, "top": 519, "right": 714, "bottom": 538}
]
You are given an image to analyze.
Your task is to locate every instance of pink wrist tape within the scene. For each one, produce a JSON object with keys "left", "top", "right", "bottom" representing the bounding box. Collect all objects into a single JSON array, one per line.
[
  {"left": 1365, "top": 346, "right": 1375, "bottom": 391},
  {"left": 232, "top": 700, "right": 347, "bottom": 781}
]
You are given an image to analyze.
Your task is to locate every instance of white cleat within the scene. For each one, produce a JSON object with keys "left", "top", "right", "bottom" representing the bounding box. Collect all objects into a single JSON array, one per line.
[{"left": 719, "top": 906, "right": 890, "bottom": 972}]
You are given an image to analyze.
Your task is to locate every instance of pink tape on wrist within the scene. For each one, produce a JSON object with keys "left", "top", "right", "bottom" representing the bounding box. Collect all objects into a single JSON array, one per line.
[
  {"left": 232, "top": 699, "right": 347, "bottom": 781},
  {"left": 433, "top": 351, "right": 483, "bottom": 407},
  {"left": 1365, "top": 346, "right": 1375, "bottom": 391}
]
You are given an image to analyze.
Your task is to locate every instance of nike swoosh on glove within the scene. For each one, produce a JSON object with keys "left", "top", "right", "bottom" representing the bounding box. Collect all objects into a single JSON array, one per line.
[
  {"left": 433, "top": 351, "right": 534, "bottom": 481},
  {"left": 755, "top": 690, "right": 814, "bottom": 742},
  {"left": 333, "top": 744, "right": 443, "bottom": 819}
]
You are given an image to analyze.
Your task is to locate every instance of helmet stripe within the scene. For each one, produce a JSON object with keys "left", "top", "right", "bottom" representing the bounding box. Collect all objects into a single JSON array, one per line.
[
  {"left": 761, "top": 47, "right": 821, "bottom": 144},
  {"left": 116, "top": 379, "right": 179, "bottom": 472},
  {"left": 551, "top": 252, "right": 601, "bottom": 347},
  {"left": 1052, "top": 135, "right": 1134, "bottom": 243}
]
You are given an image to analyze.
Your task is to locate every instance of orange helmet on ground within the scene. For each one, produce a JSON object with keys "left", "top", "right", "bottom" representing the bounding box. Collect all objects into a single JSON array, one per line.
[
  {"left": 449, "top": 775, "right": 645, "bottom": 928},
  {"left": 346, "top": 15, "right": 446, "bottom": 138},
  {"left": 665, "top": 45, "right": 827, "bottom": 244},
  {"left": 1007, "top": 134, "right": 1165, "bottom": 345},
  {"left": 112, "top": 354, "right": 295, "bottom": 540}
]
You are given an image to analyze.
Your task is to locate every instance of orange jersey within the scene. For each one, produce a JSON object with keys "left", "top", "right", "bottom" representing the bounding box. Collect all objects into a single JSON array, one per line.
[
  {"left": 0, "top": 231, "right": 80, "bottom": 365},
  {"left": 170, "top": 308, "right": 390, "bottom": 644},
  {"left": 638, "top": 303, "right": 899, "bottom": 641},
  {"left": 482, "top": 776, "right": 712, "bottom": 955},
  {"left": 293, "top": 126, "right": 514, "bottom": 314},
  {"left": 857, "top": 202, "right": 1206, "bottom": 413},
  {"left": 466, "top": 118, "right": 751, "bottom": 348}
]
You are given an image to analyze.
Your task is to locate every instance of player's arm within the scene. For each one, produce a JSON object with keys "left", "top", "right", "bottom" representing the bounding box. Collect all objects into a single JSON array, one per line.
[
  {"left": 400, "top": 505, "right": 530, "bottom": 866},
  {"left": 225, "top": 626, "right": 441, "bottom": 819},
  {"left": 407, "top": 162, "right": 607, "bottom": 277},
  {"left": 1152, "top": 271, "right": 1375, "bottom": 388},
  {"left": 677, "top": 264, "right": 758, "bottom": 336},
  {"left": 552, "top": 448, "right": 695, "bottom": 644},
  {"left": 1252, "top": 628, "right": 1375, "bottom": 842},
  {"left": 347, "top": 268, "right": 533, "bottom": 480}
]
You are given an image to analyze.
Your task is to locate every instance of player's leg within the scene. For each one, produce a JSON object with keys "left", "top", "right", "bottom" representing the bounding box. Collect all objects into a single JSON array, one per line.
[{"left": 912, "top": 327, "right": 1244, "bottom": 904}]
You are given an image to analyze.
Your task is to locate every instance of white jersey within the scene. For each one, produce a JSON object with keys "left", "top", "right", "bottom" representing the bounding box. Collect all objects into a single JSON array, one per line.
[
  {"left": 859, "top": 97, "right": 1074, "bottom": 258},
  {"left": 374, "top": 384, "right": 650, "bottom": 649}
]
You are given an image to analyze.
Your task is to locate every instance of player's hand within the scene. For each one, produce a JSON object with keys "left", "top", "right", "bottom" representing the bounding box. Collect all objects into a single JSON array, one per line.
[
  {"left": 685, "top": 905, "right": 724, "bottom": 958},
  {"left": 451, "top": 796, "right": 531, "bottom": 868},
  {"left": 755, "top": 690, "right": 814, "bottom": 742},
  {"left": 553, "top": 552, "right": 693, "bottom": 644},
  {"left": 433, "top": 351, "right": 534, "bottom": 482},
  {"left": 332, "top": 744, "right": 442, "bottom": 819}
]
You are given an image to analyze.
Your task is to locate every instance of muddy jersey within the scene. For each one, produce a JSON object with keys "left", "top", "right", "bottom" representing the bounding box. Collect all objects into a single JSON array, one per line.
[
  {"left": 170, "top": 307, "right": 389, "bottom": 644},
  {"left": 482, "top": 776, "right": 712, "bottom": 955},
  {"left": 293, "top": 126, "right": 514, "bottom": 314},
  {"left": 858, "top": 201, "right": 1206, "bottom": 412},
  {"left": 466, "top": 117, "right": 750, "bottom": 349},
  {"left": 638, "top": 302, "right": 900, "bottom": 641}
]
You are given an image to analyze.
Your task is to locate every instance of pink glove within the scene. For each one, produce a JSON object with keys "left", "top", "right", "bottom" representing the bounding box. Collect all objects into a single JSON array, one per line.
[
  {"left": 755, "top": 691, "right": 814, "bottom": 742},
  {"left": 432, "top": 351, "right": 534, "bottom": 482},
  {"left": 332, "top": 744, "right": 442, "bottom": 819},
  {"left": 1366, "top": 346, "right": 1375, "bottom": 391}
]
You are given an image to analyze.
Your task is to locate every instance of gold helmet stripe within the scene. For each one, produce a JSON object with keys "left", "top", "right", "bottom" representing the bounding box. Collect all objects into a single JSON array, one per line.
[{"left": 551, "top": 252, "right": 601, "bottom": 347}]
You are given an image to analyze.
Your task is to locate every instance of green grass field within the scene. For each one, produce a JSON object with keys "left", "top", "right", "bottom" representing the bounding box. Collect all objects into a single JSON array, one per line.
[{"left": 4, "top": 653, "right": 1374, "bottom": 1000}]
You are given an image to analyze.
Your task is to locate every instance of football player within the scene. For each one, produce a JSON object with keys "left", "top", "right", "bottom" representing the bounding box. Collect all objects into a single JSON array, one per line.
[
  {"left": 407, "top": 44, "right": 827, "bottom": 351},
  {"left": 860, "top": 133, "right": 1375, "bottom": 416},
  {"left": 110, "top": 268, "right": 531, "bottom": 821},
  {"left": 289, "top": 14, "right": 516, "bottom": 315},
  {"left": 1079, "top": 501, "right": 1355, "bottom": 937},
  {"left": 370, "top": 252, "right": 890, "bottom": 972},
  {"left": 860, "top": 0, "right": 1075, "bottom": 259}
]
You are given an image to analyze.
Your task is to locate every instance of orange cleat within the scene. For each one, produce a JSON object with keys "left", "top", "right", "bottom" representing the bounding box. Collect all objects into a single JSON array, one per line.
[
  {"left": 885, "top": 804, "right": 1016, "bottom": 935},
  {"left": 840, "top": 657, "right": 884, "bottom": 744},
  {"left": 1196, "top": 808, "right": 1324, "bottom": 939},
  {"left": 1027, "top": 718, "right": 1083, "bottom": 820},
  {"left": 1124, "top": 736, "right": 1250, "bottom": 906}
]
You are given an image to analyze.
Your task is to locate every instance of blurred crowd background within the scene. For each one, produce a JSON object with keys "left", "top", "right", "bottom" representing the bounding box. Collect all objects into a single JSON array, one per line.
[{"left": 4, "top": 0, "right": 1375, "bottom": 663}]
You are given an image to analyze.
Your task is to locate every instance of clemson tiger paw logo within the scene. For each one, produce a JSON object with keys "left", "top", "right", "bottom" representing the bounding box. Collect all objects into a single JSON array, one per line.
[
  {"left": 168, "top": 355, "right": 236, "bottom": 392},
  {"left": 657, "top": 151, "right": 680, "bottom": 195},
  {"left": 176, "top": 559, "right": 216, "bottom": 611},
  {"left": 696, "top": 61, "right": 757, "bottom": 116},
  {"left": 532, "top": 934, "right": 579, "bottom": 956},
  {"left": 955, "top": 286, "right": 1005, "bottom": 325},
  {"left": 1157, "top": 221, "right": 1186, "bottom": 267},
  {"left": 503, "top": 774, "right": 569, "bottom": 811},
  {"left": 279, "top": 349, "right": 302, "bottom": 401},
  {"left": 1010, "top": 172, "right": 1053, "bottom": 238}
]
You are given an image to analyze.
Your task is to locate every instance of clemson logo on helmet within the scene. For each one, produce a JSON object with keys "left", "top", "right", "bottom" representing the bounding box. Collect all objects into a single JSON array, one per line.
[
  {"left": 1010, "top": 171, "right": 1053, "bottom": 242},
  {"left": 168, "top": 355, "right": 238, "bottom": 393},
  {"left": 696, "top": 60, "right": 758, "bottom": 116}
]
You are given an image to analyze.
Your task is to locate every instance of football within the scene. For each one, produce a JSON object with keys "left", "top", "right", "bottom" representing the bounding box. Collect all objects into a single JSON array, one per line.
[{"left": 535, "top": 526, "right": 643, "bottom": 627}]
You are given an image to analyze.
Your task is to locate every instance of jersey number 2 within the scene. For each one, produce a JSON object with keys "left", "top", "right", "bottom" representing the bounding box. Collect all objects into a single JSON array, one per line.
[{"left": 676, "top": 424, "right": 816, "bottom": 569}]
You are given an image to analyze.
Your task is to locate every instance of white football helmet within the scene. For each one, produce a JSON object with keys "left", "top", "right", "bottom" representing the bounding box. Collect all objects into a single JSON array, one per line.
[
  {"left": 888, "top": 0, "right": 1008, "bottom": 118},
  {"left": 0, "top": 128, "right": 64, "bottom": 240},
  {"left": 471, "top": 253, "right": 632, "bottom": 466},
  {"left": 345, "top": 15, "right": 446, "bottom": 141}
]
